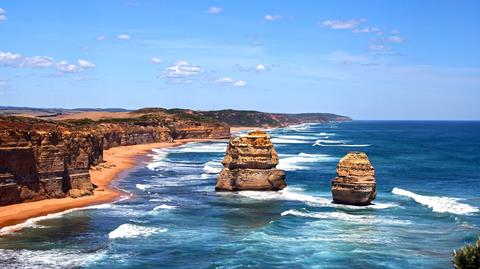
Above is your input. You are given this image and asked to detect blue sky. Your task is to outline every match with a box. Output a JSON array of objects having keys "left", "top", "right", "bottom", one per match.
[{"left": 0, "top": 0, "right": 479, "bottom": 119}]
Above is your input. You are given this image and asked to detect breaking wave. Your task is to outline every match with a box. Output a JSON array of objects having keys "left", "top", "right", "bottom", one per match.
[
  {"left": 281, "top": 209, "right": 411, "bottom": 225},
  {"left": 153, "top": 204, "right": 177, "bottom": 210},
  {"left": 0, "top": 203, "right": 113, "bottom": 236},
  {"left": 108, "top": 223, "right": 167, "bottom": 239},
  {"left": 203, "top": 161, "right": 223, "bottom": 174},
  {"left": 0, "top": 248, "right": 107, "bottom": 269},
  {"left": 238, "top": 187, "right": 396, "bottom": 210},
  {"left": 313, "top": 139, "right": 370, "bottom": 147},
  {"left": 136, "top": 183, "right": 151, "bottom": 191},
  {"left": 271, "top": 138, "right": 307, "bottom": 144},
  {"left": 277, "top": 152, "right": 337, "bottom": 171},
  {"left": 177, "top": 143, "right": 227, "bottom": 153},
  {"left": 392, "top": 187, "right": 479, "bottom": 215}
]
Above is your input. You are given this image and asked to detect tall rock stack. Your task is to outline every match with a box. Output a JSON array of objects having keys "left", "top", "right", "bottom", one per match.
[
  {"left": 331, "top": 152, "right": 376, "bottom": 206},
  {"left": 216, "top": 131, "right": 286, "bottom": 191}
]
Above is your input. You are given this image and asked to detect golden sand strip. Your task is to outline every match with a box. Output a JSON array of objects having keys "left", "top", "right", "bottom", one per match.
[{"left": 0, "top": 138, "right": 221, "bottom": 232}]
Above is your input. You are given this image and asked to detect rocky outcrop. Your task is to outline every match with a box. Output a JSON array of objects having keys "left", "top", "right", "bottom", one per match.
[
  {"left": 0, "top": 127, "right": 101, "bottom": 206},
  {"left": 169, "top": 123, "right": 230, "bottom": 140},
  {"left": 216, "top": 131, "right": 286, "bottom": 191},
  {"left": 331, "top": 152, "right": 376, "bottom": 206}
]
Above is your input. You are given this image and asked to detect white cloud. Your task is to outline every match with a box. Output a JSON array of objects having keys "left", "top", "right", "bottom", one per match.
[
  {"left": 57, "top": 61, "right": 82, "bottom": 73},
  {"left": 353, "top": 27, "right": 382, "bottom": 34},
  {"left": 216, "top": 77, "right": 234, "bottom": 83},
  {"left": 233, "top": 80, "right": 246, "bottom": 87},
  {"left": 151, "top": 57, "right": 163, "bottom": 64},
  {"left": 0, "top": 52, "right": 23, "bottom": 67},
  {"left": 215, "top": 77, "right": 246, "bottom": 87},
  {"left": 322, "top": 19, "right": 366, "bottom": 30},
  {"left": 162, "top": 61, "right": 201, "bottom": 78},
  {"left": 255, "top": 64, "right": 267, "bottom": 71},
  {"left": 264, "top": 14, "right": 282, "bottom": 21},
  {"left": 97, "top": 35, "right": 105, "bottom": 41},
  {"left": 387, "top": 35, "right": 404, "bottom": 43},
  {"left": 24, "top": 56, "right": 55, "bottom": 67},
  {"left": 117, "top": 34, "right": 131, "bottom": 40},
  {"left": 208, "top": 6, "right": 223, "bottom": 14},
  {"left": 0, "top": 8, "right": 7, "bottom": 21},
  {"left": 78, "top": 59, "right": 96, "bottom": 68},
  {"left": 1, "top": 51, "right": 95, "bottom": 73}
]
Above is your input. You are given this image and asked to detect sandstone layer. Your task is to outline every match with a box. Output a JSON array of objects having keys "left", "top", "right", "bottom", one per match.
[
  {"left": 216, "top": 131, "right": 286, "bottom": 191},
  {"left": 0, "top": 115, "right": 230, "bottom": 206},
  {"left": 331, "top": 152, "right": 376, "bottom": 206}
]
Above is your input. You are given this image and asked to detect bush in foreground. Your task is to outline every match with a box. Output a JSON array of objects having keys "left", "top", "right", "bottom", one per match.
[{"left": 453, "top": 238, "right": 480, "bottom": 269}]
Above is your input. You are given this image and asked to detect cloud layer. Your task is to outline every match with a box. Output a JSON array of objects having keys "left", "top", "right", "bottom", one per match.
[
  {"left": 163, "top": 61, "right": 201, "bottom": 78},
  {"left": 0, "top": 51, "right": 95, "bottom": 73},
  {"left": 0, "top": 8, "right": 6, "bottom": 21}
]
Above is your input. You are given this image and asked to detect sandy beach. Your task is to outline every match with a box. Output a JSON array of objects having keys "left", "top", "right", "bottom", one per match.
[{"left": 0, "top": 138, "right": 220, "bottom": 232}]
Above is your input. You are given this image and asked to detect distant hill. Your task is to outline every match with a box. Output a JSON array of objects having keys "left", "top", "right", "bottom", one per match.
[
  {"left": 0, "top": 106, "right": 351, "bottom": 127},
  {"left": 197, "top": 109, "right": 351, "bottom": 127}
]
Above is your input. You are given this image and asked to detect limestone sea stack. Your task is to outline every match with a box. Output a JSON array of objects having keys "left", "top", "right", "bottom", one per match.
[
  {"left": 331, "top": 152, "right": 376, "bottom": 206},
  {"left": 215, "top": 131, "right": 286, "bottom": 191}
]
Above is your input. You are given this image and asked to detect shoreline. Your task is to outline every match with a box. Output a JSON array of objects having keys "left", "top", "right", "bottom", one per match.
[{"left": 0, "top": 138, "right": 223, "bottom": 233}]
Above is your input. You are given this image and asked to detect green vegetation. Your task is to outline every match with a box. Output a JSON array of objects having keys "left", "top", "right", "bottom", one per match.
[
  {"left": 453, "top": 238, "right": 480, "bottom": 269},
  {"left": 62, "top": 118, "right": 95, "bottom": 126}
]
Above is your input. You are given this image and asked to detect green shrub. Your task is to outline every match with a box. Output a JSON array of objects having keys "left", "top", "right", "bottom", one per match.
[{"left": 453, "top": 238, "right": 480, "bottom": 269}]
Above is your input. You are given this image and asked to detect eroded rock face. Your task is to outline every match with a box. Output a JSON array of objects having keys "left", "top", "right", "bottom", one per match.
[
  {"left": 331, "top": 152, "right": 376, "bottom": 206},
  {"left": 216, "top": 131, "right": 286, "bottom": 191},
  {"left": 0, "top": 129, "right": 100, "bottom": 205}
]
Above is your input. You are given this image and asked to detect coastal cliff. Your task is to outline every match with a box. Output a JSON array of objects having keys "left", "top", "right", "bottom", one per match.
[
  {"left": 216, "top": 131, "right": 287, "bottom": 191},
  {"left": 331, "top": 152, "right": 376, "bottom": 206},
  {"left": 0, "top": 118, "right": 101, "bottom": 205},
  {"left": 0, "top": 114, "right": 230, "bottom": 206}
]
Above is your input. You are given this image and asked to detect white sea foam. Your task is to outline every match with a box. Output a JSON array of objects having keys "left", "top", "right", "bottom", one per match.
[
  {"left": 318, "top": 132, "right": 335, "bottom": 136},
  {"left": 203, "top": 160, "right": 223, "bottom": 174},
  {"left": 312, "top": 139, "right": 370, "bottom": 147},
  {"left": 281, "top": 209, "right": 411, "bottom": 225},
  {"left": 274, "top": 135, "right": 319, "bottom": 140},
  {"left": 277, "top": 152, "right": 337, "bottom": 171},
  {"left": 313, "top": 139, "right": 345, "bottom": 144},
  {"left": 238, "top": 187, "right": 396, "bottom": 210},
  {"left": 146, "top": 148, "right": 169, "bottom": 170},
  {"left": 0, "top": 248, "right": 107, "bottom": 268},
  {"left": 283, "top": 123, "right": 316, "bottom": 132},
  {"left": 153, "top": 204, "right": 177, "bottom": 210},
  {"left": 392, "top": 187, "right": 479, "bottom": 215},
  {"left": 271, "top": 138, "right": 307, "bottom": 144},
  {"left": 238, "top": 187, "right": 332, "bottom": 205},
  {"left": 0, "top": 203, "right": 113, "bottom": 236},
  {"left": 177, "top": 143, "right": 227, "bottom": 153},
  {"left": 108, "top": 223, "right": 167, "bottom": 239},
  {"left": 136, "top": 183, "right": 151, "bottom": 191}
]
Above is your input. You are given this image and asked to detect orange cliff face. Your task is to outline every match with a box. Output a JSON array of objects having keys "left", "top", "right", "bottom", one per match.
[
  {"left": 0, "top": 123, "right": 102, "bottom": 205},
  {"left": 0, "top": 115, "right": 231, "bottom": 206},
  {"left": 216, "top": 130, "right": 286, "bottom": 191}
]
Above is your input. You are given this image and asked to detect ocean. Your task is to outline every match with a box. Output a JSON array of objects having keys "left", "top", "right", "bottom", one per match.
[{"left": 0, "top": 121, "right": 479, "bottom": 268}]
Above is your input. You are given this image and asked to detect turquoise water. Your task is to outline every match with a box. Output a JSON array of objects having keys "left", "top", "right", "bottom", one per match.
[{"left": 1, "top": 121, "right": 479, "bottom": 268}]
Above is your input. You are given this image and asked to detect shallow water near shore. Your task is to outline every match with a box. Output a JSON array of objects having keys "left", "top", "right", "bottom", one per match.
[{"left": 1, "top": 121, "right": 479, "bottom": 268}]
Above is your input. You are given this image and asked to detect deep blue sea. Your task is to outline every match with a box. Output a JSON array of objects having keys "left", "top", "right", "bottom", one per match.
[{"left": 1, "top": 121, "right": 479, "bottom": 269}]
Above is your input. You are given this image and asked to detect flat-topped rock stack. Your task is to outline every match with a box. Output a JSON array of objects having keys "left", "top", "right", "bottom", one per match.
[
  {"left": 331, "top": 152, "right": 376, "bottom": 206},
  {"left": 215, "top": 131, "right": 286, "bottom": 191}
]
